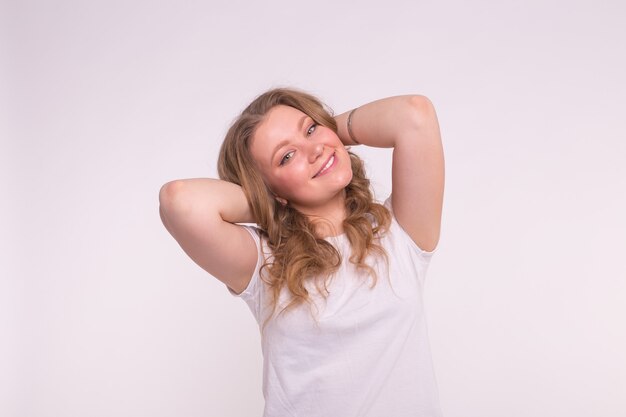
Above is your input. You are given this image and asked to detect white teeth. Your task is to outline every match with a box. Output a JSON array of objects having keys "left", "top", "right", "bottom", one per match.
[{"left": 316, "top": 155, "right": 334, "bottom": 177}]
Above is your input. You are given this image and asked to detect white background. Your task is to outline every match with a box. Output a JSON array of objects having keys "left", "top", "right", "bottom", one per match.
[{"left": 2, "top": 0, "right": 625, "bottom": 416}]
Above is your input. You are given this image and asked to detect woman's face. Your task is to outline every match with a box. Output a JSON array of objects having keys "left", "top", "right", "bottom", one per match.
[{"left": 249, "top": 105, "right": 353, "bottom": 214}]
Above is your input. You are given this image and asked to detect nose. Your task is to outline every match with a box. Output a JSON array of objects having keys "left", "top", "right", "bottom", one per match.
[{"left": 308, "top": 141, "right": 324, "bottom": 163}]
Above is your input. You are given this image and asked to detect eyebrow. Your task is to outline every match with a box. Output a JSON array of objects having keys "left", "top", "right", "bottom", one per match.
[{"left": 270, "top": 114, "right": 309, "bottom": 161}]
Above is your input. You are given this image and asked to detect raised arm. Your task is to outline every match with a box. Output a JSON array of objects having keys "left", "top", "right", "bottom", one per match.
[
  {"left": 159, "top": 178, "right": 258, "bottom": 294},
  {"left": 335, "top": 95, "right": 444, "bottom": 252}
]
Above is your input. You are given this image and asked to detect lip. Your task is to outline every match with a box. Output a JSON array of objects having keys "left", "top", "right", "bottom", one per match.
[{"left": 313, "top": 152, "right": 336, "bottom": 178}]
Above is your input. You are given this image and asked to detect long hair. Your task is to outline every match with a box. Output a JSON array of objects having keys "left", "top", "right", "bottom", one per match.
[{"left": 217, "top": 88, "right": 391, "bottom": 320}]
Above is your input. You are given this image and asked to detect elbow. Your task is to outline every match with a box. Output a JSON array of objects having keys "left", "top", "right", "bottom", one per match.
[
  {"left": 159, "top": 180, "right": 189, "bottom": 215},
  {"left": 408, "top": 94, "right": 433, "bottom": 107},
  {"left": 394, "top": 95, "right": 440, "bottom": 147},
  {"left": 406, "top": 95, "right": 436, "bottom": 129}
]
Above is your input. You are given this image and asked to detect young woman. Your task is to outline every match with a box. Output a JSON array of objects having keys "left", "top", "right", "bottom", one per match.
[{"left": 159, "top": 88, "right": 445, "bottom": 416}]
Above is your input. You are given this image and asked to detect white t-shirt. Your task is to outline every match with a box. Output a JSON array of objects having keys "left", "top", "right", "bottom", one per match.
[{"left": 229, "top": 199, "right": 443, "bottom": 417}]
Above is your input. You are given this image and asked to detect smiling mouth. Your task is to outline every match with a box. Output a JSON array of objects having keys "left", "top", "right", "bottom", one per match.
[{"left": 313, "top": 152, "right": 336, "bottom": 178}]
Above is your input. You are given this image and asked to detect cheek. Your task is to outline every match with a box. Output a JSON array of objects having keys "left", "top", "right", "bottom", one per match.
[
  {"left": 337, "top": 165, "right": 354, "bottom": 187},
  {"left": 270, "top": 163, "right": 310, "bottom": 194},
  {"left": 337, "top": 154, "right": 354, "bottom": 185},
  {"left": 321, "top": 129, "right": 341, "bottom": 144}
]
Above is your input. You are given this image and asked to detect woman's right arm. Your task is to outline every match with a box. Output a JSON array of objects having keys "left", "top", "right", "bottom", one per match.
[{"left": 158, "top": 178, "right": 258, "bottom": 294}]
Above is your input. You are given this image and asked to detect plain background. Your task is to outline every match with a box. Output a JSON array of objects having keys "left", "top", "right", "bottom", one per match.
[{"left": 2, "top": 0, "right": 625, "bottom": 416}]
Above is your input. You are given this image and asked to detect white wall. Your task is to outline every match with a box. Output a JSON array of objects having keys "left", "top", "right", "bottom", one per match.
[{"left": 3, "top": 0, "right": 625, "bottom": 416}]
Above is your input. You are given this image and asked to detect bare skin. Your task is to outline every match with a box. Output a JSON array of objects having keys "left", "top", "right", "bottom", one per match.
[{"left": 159, "top": 95, "right": 444, "bottom": 294}]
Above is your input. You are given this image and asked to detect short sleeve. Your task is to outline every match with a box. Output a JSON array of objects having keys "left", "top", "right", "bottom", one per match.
[
  {"left": 383, "top": 196, "right": 438, "bottom": 259},
  {"left": 226, "top": 225, "right": 265, "bottom": 321}
]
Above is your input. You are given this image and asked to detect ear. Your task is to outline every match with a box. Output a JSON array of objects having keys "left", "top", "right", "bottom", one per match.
[{"left": 275, "top": 197, "right": 288, "bottom": 206}]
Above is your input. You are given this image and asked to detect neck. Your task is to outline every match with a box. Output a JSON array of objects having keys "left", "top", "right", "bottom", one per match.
[
  {"left": 293, "top": 192, "right": 347, "bottom": 238},
  {"left": 311, "top": 209, "right": 346, "bottom": 238}
]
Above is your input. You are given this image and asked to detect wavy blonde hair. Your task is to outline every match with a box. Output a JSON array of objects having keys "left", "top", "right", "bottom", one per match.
[{"left": 218, "top": 88, "right": 391, "bottom": 319}]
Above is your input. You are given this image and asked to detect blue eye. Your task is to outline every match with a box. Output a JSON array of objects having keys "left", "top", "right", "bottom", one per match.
[
  {"left": 280, "top": 151, "right": 295, "bottom": 166},
  {"left": 307, "top": 123, "right": 317, "bottom": 136}
]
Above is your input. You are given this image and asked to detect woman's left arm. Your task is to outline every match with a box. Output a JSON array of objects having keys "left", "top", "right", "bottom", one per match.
[{"left": 335, "top": 95, "right": 444, "bottom": 252}]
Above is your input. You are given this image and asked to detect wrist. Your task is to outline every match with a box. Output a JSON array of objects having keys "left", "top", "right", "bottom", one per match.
[
  {"left": 346, "top": 108, "right": 360, "bottom": 145},
  {"left": 334, "top": 110, "right": 360, "bottom": 146}
]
